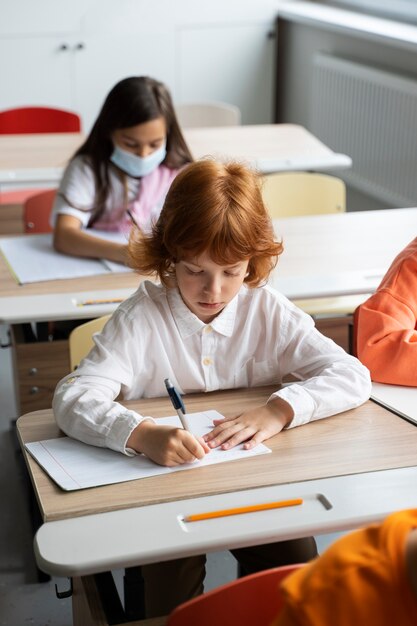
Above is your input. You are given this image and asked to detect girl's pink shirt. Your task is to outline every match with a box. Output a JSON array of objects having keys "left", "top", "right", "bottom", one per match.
[{"left": 92, "top": 164, "right": 179, "bottom": 233}]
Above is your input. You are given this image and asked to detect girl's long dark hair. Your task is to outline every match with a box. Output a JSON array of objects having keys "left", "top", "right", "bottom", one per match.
[{"left": 71, "top": 76, "right": 192, "bottom": 225}]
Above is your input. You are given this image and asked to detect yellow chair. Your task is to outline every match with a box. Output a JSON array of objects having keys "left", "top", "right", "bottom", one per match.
[
  {"left": 261, "top": 173, "right": 363, "bottom": 334},
  {"left": 261, "top": 171, "right": 346, "bottom": 218},
  {"left": 68, "top": 315, "right": 111, "bottom": 370},
  {"left": 175, "top": 101, "right": 241, "bottom": 128}
]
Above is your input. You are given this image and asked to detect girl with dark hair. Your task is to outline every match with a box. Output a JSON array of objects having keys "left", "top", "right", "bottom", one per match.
[{"left": 52, "top": 76, "right": 192, "bottom": 263}]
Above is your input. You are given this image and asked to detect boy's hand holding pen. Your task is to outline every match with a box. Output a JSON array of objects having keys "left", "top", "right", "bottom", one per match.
[
  {"left": 164, "top": 377, "right": 210, "bottom": 447},
  {"left": 127, "top": 379, "right": 209, "bottom": 467},
  {"left": 164, "top": 378, "right": 191, "bottom": 430}
]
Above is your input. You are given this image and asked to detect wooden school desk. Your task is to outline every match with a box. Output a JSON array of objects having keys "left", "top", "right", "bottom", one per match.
[
  {"left": 16, "top": 386, "right": 417, "bottom": 626},
  {"left": 0, "top": 259, "right": 142, "bottom": 414},
  {"left": 0, "top": 123, "right": 349, "bottom": 236},
  {"left": 271, "top": 205, "right": 417, "bottom": 350},
  {"left": 0, "top": 132, "right": 84, "bottom": 191},
  {"left": 1, "top": 206, "right": 417, "bottom": 415},
  {"left": 185, "top": 124, "right": 351, "bottom": 173},
  {"left": 0, "top": 124, "right": 351, "bottom": 193},
  {"left": 271, "top": 206, "right": 417, "bottom": 299}
]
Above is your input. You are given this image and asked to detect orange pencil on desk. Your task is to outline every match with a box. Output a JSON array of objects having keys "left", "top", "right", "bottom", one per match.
[
  {"left": 183, "top": 498, "right": 303, "bottom": 522},
  {"left": 78, "top": 298, "right": 125, "bottom": 306}
]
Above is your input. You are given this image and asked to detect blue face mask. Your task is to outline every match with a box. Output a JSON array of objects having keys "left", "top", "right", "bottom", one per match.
[{"left": 110, "top": 141, "right": 167, "bottom": 178}]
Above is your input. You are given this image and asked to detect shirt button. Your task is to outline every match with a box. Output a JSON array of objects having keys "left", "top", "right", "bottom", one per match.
[
  {"left": 203, "top": 357, "right": 212, "bottom": 366},
  {"left": 204, "top": 325, "right": 213, "bottom": 333}
]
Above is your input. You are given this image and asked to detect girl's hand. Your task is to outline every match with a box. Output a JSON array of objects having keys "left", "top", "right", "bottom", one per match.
[
  {"left": 128, "top": 420, "right": 210, "bottom": 467},
  {"left": 54, "top": 214, "right": 128, "bottom": 264},
  {"left": 203, "top": 397, "right": 294, "bottom": 451}
]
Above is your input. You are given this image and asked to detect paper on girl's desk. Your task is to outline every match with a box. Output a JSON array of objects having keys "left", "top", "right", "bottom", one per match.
[
  {"left": 0, "top": 232, "right": 133, "bottom": 284},
  {"left": 25, "top": 410, "right": 271, "bottom": 491}
]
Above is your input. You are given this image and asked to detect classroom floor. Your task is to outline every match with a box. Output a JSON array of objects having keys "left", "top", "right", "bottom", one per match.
[
  {"left": 0, "top": 322, "right": 343, "bottom": 625},
  {"left": 0, "top": 325, "right": 71, "bottom": 625}
]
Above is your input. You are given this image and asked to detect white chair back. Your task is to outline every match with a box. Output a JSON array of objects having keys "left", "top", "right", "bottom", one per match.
[{"left": 175, "top": 101, "right": 241, "bottom": 128}]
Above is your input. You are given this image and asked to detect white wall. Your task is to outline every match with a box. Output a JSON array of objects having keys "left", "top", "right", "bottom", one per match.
[{"left": 0, "top": 0, "right": 285, "bottom": 131}]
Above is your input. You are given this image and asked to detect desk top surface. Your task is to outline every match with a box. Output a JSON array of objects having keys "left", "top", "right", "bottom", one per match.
[
  {"left": 0, "top": 132, "right": 84, "bottom": 174},
  {"left": 271, "top": 206, "right": 416, "bottom": 298},
  {"left": 17, "top": 386, "right": 417, "bottom": 523},
  {"left": 185, "top": 123, "right": 351, "bottom": 172},
  {"left": 0, "top": 251, "right": 142, "bottom": 298},
  {"left": 0, "top": 124, "right": 350, "bottom": 185},
  {"left": 1, "top": 207, "right": 416, "bottom": 323}
]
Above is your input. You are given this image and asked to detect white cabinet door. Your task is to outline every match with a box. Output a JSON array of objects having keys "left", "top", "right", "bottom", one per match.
[
  {"left": 0, "top": 37, "right": 74, "bottom": 110},
  {"left": 0, "top": 2, "right": 277, "bottom": 128},
  {"left": 176, "top": 23, "right": 275, "bottom": 124},
  {"left": 0, "top": 0, "right": 91, "bottom": 36},
  {"left": 73, "top": 31, "right": 176, "bottom": 132}
]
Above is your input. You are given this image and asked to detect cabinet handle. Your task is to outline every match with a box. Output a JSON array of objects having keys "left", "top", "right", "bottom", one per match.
[
  {"left": 59, "top": 43, "right": 69, "bottom": 51},
  {"left": 74, "top": 42, "right": 85, "bottom": 50},
  {"left": 29, "top": 367, "right": 38, "bottom": 376},
  {"left": 30, "top": 386, "right": 40, "bottom": 395}
]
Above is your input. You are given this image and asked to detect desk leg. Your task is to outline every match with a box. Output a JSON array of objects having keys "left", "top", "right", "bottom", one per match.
[
  {"left": 72, "top": 575, "right": 167, "bottom": 626},
  {"left": 72, "top": 576, "right": 108, "bottom": 626},
  {"left": 124, "top": 566, "right": 145, "bottom": 620}
]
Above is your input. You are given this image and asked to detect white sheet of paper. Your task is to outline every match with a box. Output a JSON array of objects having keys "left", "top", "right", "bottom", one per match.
[
  {"left": 0, "top": 234, "right": 108, "bottom": 283},
  {"left": 0, "top": 231, "right": 133, "bottom": 284},
  {"left": 102, "top": 259, "right": 134, "bottom": 273},
  {"left": 371, "top": 382, "right": 417, "bottom": 426},
  {"left": 25, "top": 410, "right": 271, "bottom": 491},
  {"left": 94, "top": 231, "right": 134, "bottom": 273}
]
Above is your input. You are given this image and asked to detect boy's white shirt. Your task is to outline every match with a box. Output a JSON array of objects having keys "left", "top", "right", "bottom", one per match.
[{"left": 53, "top": 281, "right": 371, "bottom": 455}]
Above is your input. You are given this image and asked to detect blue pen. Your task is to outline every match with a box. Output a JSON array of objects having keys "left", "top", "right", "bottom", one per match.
[{"left": 164, "top": 378, "right": 191, "bottom": 431}]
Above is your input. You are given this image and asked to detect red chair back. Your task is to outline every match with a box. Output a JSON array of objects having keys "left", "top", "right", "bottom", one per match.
[
  {"left": 24, "top": 189, "right": 56, "bottom": 233},
  {"left": 166, "top": 563, "right": 305, "bottom": 626},
  {"left": 0, "top": 107, "right": 81, "bottom": 134}
]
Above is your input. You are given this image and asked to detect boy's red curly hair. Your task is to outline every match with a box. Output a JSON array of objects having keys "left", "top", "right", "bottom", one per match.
[{"left": 128, "top": 159, "right": 283, "bottom": 287}]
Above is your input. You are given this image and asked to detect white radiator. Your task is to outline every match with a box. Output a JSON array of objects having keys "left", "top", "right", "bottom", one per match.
[{"left": 309, "top": 52, "right": 417, "bottom": 207}]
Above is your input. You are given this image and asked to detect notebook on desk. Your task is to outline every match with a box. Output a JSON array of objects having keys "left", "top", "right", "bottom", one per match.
[
  {"left": 371, "top": 382, "right": 417, "bottom": 425},
  {"left": 25, "top": 410, "right": 271, "bottom": 491},
  {"left": 0, "top": 232, "right": 133, "bottom": 284}
]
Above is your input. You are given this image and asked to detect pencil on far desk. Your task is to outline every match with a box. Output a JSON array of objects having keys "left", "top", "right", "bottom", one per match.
[
  {"left": 183, "top": 498, "right": 304, "bottom": 523},
  {"left": 78, "top": 298, "right": 125, "bottom": 306}
]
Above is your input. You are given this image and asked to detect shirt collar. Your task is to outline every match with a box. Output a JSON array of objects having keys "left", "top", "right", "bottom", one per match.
[{"left": 166, "top": 287, "right": 239, "bottom": 339}]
